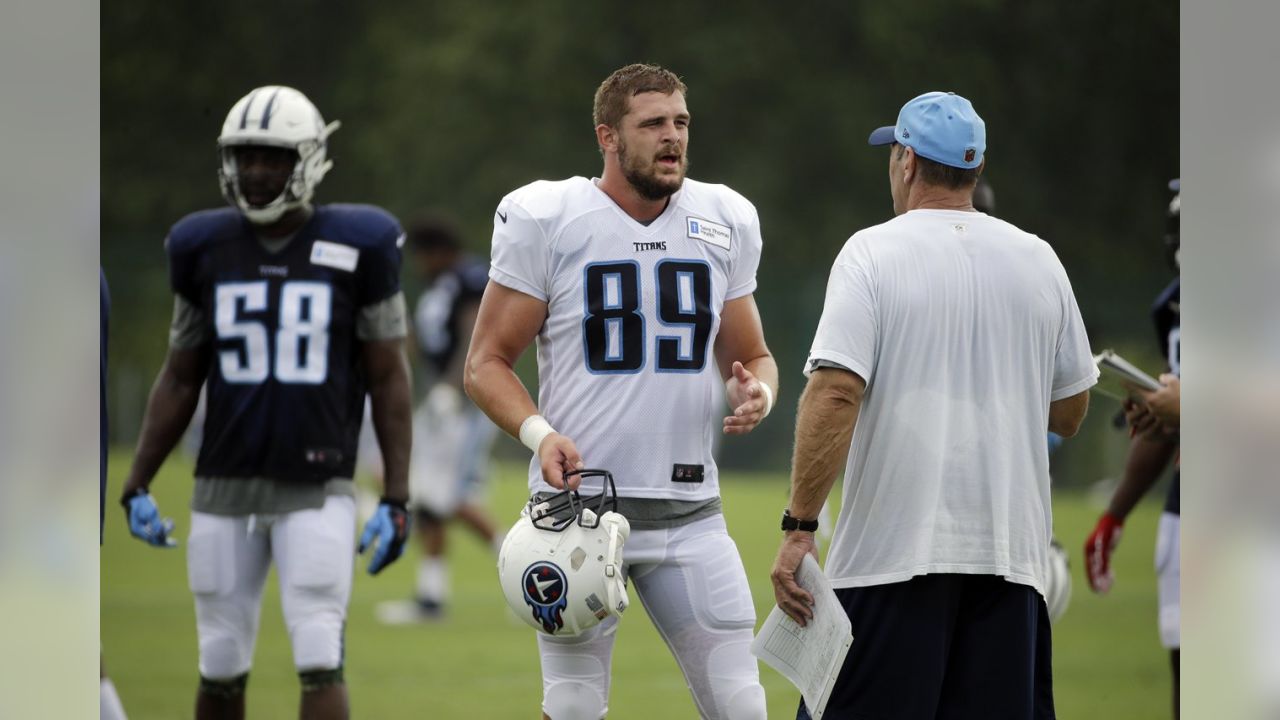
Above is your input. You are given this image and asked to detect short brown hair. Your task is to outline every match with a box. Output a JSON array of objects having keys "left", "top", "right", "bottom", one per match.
[
  {"left": 407, "top": 212, "right": 462, "bottom": 253},
  {"left": 593, "top": 63, "right": 688, "bottom": 128},
  {"left": 895, "top": 143, "right": 982, "bottom": 190}
]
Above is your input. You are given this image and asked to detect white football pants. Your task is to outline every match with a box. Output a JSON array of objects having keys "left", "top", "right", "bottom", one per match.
[
  {"left": 537, "top": 513, "right": 766, "bottom": 719},
  {"left": 1156, "top": 511, "right": 1181, "bottom": 649},
  {"left": 186, "top": 495, "right": 355, "bottom": 679}
]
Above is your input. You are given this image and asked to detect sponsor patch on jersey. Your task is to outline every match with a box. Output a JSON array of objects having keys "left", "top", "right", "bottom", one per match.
[
  {"left": 310, "top": 240, "right": 360, "bottom": 272},
  {"left": 686, "top": 217, "right": 731, "bottom": 251}
]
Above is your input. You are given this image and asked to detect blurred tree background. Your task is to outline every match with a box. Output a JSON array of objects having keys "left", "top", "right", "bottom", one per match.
[{"left": 102, "top": 0, "right": 1177, "bottom": 488}]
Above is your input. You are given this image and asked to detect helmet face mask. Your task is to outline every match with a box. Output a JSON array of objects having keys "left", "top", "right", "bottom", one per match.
[
  {"left": 527, "top": 470, "right": 620, "bottom": 533},
  {"left": 220, "top": 145, "right": 298, "bottom": 215},
  {"left": 498, "top": 470, "right": 631, "bottom": 636},
  {"left": 216, "top": 86, "right": 341, "bottom": 225}
]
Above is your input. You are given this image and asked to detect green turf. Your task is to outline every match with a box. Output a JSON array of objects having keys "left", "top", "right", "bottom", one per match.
[{"left": 103, "top": 451, "right": 1170, "bottom": 718}]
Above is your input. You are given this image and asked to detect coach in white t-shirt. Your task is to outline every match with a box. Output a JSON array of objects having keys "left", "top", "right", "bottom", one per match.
[{"left": 770, "top": 91, "right": 1097, "bottom": 720}]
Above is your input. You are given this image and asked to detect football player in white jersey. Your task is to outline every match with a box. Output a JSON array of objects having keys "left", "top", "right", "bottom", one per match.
[{"left": 465, "top": 63, "right": 777, "bottom": 720}]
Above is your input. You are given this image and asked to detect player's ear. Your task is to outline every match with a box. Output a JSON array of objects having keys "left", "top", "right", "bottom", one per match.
[
  {"left": 595, "top": 124, "right": 618, "bottom": 155},
  {"left": 902, "top": 145, "right": 915, "bottom": 185}
]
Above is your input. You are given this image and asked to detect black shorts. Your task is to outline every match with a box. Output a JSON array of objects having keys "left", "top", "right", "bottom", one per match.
[{"left": 798, "top": 574, "right": 1054, "bottom": 720}]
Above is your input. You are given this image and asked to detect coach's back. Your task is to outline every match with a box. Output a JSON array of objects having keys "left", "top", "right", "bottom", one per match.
[{"left": 806, "top": 207, "right": 1096, "bottom": 597}]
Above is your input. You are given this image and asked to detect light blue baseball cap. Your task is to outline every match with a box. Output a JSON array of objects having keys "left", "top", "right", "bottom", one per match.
[{"left": 867, "top": 91, "right": 986, "bottom": 169}]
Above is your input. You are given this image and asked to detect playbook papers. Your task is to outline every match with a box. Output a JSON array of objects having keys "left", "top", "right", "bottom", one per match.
[{"left": 751, "top": 554, "right": 854, "bottom": 719}]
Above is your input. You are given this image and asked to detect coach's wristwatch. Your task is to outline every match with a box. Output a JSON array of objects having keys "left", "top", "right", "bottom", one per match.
[{"left": 780, "top": 509, "right": 819, "bottom": 532}]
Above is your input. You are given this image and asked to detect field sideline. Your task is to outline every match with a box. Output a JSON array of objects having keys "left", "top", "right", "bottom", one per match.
[{"left": 103, "top": 451, "right": 1169, "bottom": 719}]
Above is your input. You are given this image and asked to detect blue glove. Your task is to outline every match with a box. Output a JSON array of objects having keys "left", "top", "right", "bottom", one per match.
[
  {"left": 358, "top": 499, "right": 409, "bottom": 575},
  {"left": 121, "top": 489, "right": 177, "bottom": 548}
]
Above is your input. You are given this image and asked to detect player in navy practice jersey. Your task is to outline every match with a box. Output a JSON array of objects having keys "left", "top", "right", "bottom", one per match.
[
  {"left": 118, "top": 86, "right": 413, "bottom": 720},
  {"left": 1084, "top": 178, "right": 1181, "bottom": 719},
  {"left": 375, "top": 214, "right": 503, "bottom": 624}
]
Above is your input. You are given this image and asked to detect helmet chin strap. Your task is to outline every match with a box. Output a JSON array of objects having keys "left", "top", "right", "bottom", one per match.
[
  {"left": 220, "top": 141, "right": 321, "bottom": 226},
  {"left": 602, "top": 513, "right": 629, "bottom": 614},
  {"left": 241, "top": 200, "right": 290, "bottom": 225},
  {"left": 240, "top": 196, "right": 310, "bottom": 226}
]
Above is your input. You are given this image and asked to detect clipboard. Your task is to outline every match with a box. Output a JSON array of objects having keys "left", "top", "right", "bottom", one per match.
[
  {"left": 1092, "top": 349, "right": 1161, "bottom": 400},
  {"left": 751, "top": 555, "right": 854, "bottom": 718}
]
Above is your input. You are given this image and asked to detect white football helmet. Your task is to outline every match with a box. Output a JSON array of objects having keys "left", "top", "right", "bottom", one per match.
[
  {"left": 498, "top": 470, "right": 630, "bottom": 636},
  {"left": 217, "top": 85, "right": 341, "bottom": 224},
  {"left": 1045, "top": 537, "right": 1073, "bottom": 624}
]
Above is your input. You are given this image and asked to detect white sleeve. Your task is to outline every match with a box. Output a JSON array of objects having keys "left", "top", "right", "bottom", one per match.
[
  {"left": 488, "top": 197, "right": 549, "bottom": 301},
  {"left": 1050, "top": 262, "right": 1099, "bottom": 400},
  {"left": 804, "top": 244, "right": 877, "bottom": 383},
  {"left": 726, "top": 207, "right": 762, "bottom": 300},
  {"left": 412, "top": 291, "right": 434, "bottom": 354}
]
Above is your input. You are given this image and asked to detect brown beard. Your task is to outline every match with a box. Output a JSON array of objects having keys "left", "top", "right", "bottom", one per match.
[{"left": 618, "top": 138, "right": 688, "bottom": 201}]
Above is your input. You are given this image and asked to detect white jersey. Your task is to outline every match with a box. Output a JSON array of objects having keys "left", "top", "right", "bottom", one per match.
[
  {"left": 806, "top": 209, "right": 1097, "bottom": 596},
  {"left": 490, "top": 177, "right": 763, "bottom": 500}
]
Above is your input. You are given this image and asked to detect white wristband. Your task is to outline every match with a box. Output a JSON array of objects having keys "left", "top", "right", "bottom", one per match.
[
  {"left": 759, "top": 381, "right": 775, "bottom": 418},
  {"left": 519, "top": 414, "right": 557, "bottom": 454}
]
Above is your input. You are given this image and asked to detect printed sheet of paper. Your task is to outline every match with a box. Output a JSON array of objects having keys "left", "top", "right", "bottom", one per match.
[{"left": 751, "top": 554, "right": 853, "bottom": 718}]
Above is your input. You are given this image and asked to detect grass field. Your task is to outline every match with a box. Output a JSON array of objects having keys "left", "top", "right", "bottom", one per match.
[{"left": 103, "top": 451, "right": 1170, "bottom": 719}]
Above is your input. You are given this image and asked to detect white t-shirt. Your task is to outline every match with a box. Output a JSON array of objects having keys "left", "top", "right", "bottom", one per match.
[
  {"left": 805, "top": 209, "right": 1097, "bottom": 596},
  {"left": 490, "top": 176, "right": 763, "bottom": 500}
]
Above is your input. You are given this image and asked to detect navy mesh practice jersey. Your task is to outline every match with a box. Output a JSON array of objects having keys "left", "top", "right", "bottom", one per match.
[
  {"left": 414, "top": 255, "right": 488, "bottom": 373},
  {"left": 1153, "top": 277, "right": 1180, "bottom": 515},
  {"left": 166, "top": 204, "right": 404, "bottom": 484}
]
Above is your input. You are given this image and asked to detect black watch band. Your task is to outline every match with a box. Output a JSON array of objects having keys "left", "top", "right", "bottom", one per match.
[{"left": 780, "top": 509, "right": 819, "bottom": 532}]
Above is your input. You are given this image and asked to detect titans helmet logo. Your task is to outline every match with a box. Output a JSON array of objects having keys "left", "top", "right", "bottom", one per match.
[{"left": 521, "top": 561, "right": 569, "bottom": 634}]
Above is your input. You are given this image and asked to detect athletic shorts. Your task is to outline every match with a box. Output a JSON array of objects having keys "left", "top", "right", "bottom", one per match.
[{"left": 799, "top": 574, "right": 1054, "bottom": 720}]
